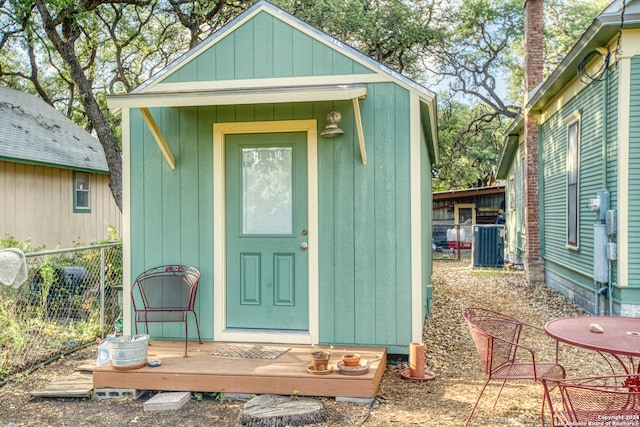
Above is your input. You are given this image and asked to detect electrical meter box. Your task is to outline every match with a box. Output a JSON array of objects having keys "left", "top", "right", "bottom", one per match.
[
  {"left": 606, "top": 210, "right": 617, "bottom": 236},
  {"left": 472, "top": 225, "right": 505, "bottom": 268}
]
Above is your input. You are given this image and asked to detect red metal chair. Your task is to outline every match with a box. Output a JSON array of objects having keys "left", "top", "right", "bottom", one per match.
[
  {"left": 131, "top": 264, "right": 202, "bottom": 357},
  {"left": 462, "top": 307, "right": 566, "bottom": 426},
  {"left": 543, "top": 375, "right": 640, "bottom": 424}
]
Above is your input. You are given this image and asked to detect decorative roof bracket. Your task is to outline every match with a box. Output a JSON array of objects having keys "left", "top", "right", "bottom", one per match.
[
  {"left": 352, "top": 97, "right": 367, "bottom": 166},
  {"left": 139, "top": 107, "right": 176, "bottom": 169}
]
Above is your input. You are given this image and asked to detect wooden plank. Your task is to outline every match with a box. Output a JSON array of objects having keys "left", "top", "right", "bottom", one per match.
[
  {"left": 373, "top": 83, "right": 399, "bottom": 346},
  {"left": 214, "top": 32, "right": 235, "bottom": 80},
  {"left": 253, "top": 13, "right": 274, "bottom": 79},
  {"left": 234, "top": 19, "right": 254, "bottom": 80},
  {"left": 316, "top": 102, "right": 337, "bottom": 344},
  {"left": 354, "top": 85, "right": 377, "bottom": 345},
  {"left": 76, "top": 360, "right": 97, "bottom": 373},
  {"left": 93, "top": 341, "right": 386, "bottom": 399},
  {"left": 139, "top": 107, "right": 176, "bottom": 170},
  {"left": 273, "top": 19, "right": 294, "bottom": 77},
  {"left": 31, "top": 374, "right": 93, "bottom": 398},
  {"left": 332, "top": 99, "right": 356, "bottom": 345},
  {"left": 352, "top": 97, "right": 367, "bottom": 165}
]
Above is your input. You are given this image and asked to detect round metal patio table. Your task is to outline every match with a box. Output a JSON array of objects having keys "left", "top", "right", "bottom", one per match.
[{"left": 545, "top": 316, "right": 640, "bottom": 375}]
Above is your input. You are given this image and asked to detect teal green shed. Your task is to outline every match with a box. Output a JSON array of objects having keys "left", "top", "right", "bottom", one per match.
[
  {"left": 498, "top": 0, "right": 640, "bottom": 316},
  {"left": 109, "top": 1, "right": 438, "bottom": 354}
]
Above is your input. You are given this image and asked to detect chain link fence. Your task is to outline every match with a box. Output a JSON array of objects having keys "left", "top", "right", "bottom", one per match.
[
  {"left": 0, "top": 243, "right": 122, "bottom": 382},
  {"left": 433, "top": 224, "right": 472, "bottom": 261}
]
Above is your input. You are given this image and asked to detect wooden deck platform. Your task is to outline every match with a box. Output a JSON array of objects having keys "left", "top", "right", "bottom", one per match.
[{"left": 93, "top": 341, "right": 387, "bottom": 399}]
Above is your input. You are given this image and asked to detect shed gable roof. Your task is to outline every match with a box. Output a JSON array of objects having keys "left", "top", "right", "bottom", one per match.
[
  {"left": 161, "top": 10, "right": 374, "bottom": 85},
  {"left": 129, "top": 0, "right": 435, "bottom": 103},
  {"left": 109, "top": 0, "right": 438, "bottom": 164},
  {"left": 0, "top": 86, "right": 108, "bottom": 173}
]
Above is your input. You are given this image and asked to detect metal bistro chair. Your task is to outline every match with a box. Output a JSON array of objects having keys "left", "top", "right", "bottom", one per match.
[
  {"left": 131, "top": 264, "right": 202, "bottom": 357},
  {"left": 543, "top": 375, "right": 640, "bottom": 424},
  {"left": 462, "top": 307, "right": 566, "bottom": 426}
]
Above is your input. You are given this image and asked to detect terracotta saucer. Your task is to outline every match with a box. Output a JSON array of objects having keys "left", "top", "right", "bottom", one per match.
[
  {"left": 400, "top": 368, "right": 436, "bottom": 381},
  {"left": 307, "top": 365, "right": 333, "bottom": 375},
  {"left": 337, "top": 360, "right": 370, "bottom": 375}
]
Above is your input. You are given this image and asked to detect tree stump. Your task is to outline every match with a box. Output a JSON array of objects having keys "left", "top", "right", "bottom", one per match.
[{"left": 241, "top": 394, "right": 325, "bottom": 426}]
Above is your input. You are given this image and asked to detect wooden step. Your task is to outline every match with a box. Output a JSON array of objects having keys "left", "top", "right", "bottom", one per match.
[{"left": 30, "top": 373, "right": 93, "bottom": 398}]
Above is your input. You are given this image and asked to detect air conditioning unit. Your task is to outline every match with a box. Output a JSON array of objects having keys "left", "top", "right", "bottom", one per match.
[{"left": 472, "top": 225, "right": 505, "bottom": 268}]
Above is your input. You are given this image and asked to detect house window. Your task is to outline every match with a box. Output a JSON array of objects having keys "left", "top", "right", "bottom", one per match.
[
  {"left": 567, "top": 119, "right": 579, "bottom": 247},
  {"left": 509, "top": 177, "right": 515, "bottom": 210},
  {"left": 74, "top": 172, "right": 91, "bottom": 213}
]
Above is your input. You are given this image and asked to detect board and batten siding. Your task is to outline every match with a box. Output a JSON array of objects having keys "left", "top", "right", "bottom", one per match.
[
  {"left": 317, "top": 83, "right": 413, "bottom": 349},
  {"left": 421, "top": 114, "right": 433, "bottom": 320},
  {"left": 128, "top": 85, "right": 425, "bottom": 350},
  {"left": 124, "top": 5, "right": 434, "bottom": 351},
  {"left": 541, "top": 63, "right": 618, "bottom": 289},
  {"left": 0, "top": 160, "right": 121, "bottom": 249},
  {"left": 161, "top": 11, "right": 374, "bottom": 83},
  {"left": 129, "top": 105, "right": 214, "bottom": 341}
]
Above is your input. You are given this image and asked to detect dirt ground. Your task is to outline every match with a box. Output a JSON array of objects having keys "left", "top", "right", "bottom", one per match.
[{"left": 0, "top": 261, "right": 605, "bottom": 426}]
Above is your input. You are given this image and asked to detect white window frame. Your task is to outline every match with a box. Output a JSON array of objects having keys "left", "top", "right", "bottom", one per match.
[
  {"left": 566, "top": 112, "right": 580, "bottom": 248},
  {"left": 74, "top": 171, "right": 91, "bottom": 213}
]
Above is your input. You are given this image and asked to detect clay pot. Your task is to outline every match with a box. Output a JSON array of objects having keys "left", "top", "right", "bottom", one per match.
[
  {"left": 310, "top": 352, "right": 331, "bottom": 371},
  {"left": 341, "top": 353, "right": 361, "bottom": 367}
]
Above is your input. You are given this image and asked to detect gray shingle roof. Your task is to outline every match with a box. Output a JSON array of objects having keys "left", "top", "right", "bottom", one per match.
[{"left": 0, "top": 86, "right": 109, "bottom": 173}]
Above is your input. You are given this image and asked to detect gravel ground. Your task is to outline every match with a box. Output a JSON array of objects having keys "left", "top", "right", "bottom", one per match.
[{"left": 0, "top": 261, "right": 604, "bottom": 426}]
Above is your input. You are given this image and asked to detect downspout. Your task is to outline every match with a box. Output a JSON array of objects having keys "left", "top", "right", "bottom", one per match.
[
  {"left": 602, "top": 61, "right": 612, "bottom": 315},
  {"left": 594, "top": 56, "right": 613, "bottom": 315},
  {"left": 602, "top": 57, "right": 609, "bottom": 190},
  {"left": 593, "top": 61, "right": 609, "bottom": 316}
]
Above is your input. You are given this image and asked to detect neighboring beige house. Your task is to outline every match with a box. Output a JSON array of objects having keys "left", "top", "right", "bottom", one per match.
[{"left": 0, "top": 86, "right": 121, "bottom": 249}]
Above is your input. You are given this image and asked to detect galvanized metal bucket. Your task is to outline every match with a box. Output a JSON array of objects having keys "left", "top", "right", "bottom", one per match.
[{"left": 108, "top": 334, "right": 149, "bottom": 370}]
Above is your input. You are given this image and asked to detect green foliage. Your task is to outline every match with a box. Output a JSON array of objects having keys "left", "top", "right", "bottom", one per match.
[
  {"left": 433, "top": 96, "right": 505, "bottom": 191},
  {"left": 543, "top": 0, "right": 610, "bottom": 71},
  {"left": 274, "top": 0, "right": 440, "bottom": 78},
  {"left": 0, "top": 241, "right": 122, "bottom": 380},
  {"left": 431, "top": 0, "right": 523, "bottom": 118},
  {"left": 0, "top": 0, "right": 616, "bottom": 199},
  {"left": 0, "top": 235, "right": 43, "bottom": 253},
  {"left": 504, "top": 0, "right": 610, "bottom": 105},
  {"left": 0, "top": 291, "right": 100, "bottom": 378}
]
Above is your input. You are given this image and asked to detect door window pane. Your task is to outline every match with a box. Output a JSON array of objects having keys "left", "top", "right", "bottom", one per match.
[{"left": 242, "top": 147, "right": 292, "bottom": 234}]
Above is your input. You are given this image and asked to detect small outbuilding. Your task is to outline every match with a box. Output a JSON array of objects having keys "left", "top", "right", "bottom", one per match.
[
  {"left": 109, "top": 1, "right": 438, "bottom": 354},
  {"left": 0, "top": 86, "right": 121, "bottom": 249}
]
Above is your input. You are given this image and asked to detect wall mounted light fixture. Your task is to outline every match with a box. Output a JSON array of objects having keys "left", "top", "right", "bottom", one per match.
[{"left": 320, "top": 109, "right": 344, "bottom": 138}]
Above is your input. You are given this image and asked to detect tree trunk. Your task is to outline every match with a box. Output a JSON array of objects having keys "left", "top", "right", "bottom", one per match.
[{"left": 33, "top": 0, "right": 122, "bottom": 212}]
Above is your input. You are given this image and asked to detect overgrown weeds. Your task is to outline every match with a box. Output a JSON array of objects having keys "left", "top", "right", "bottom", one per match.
[{"left": 0, "top": 233, "right": 122, "bottom": 382}]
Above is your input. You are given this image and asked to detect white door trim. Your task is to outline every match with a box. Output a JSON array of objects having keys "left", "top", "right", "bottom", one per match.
[{"left": 213, "top": 120, "right": 319, "bottom": 344}]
